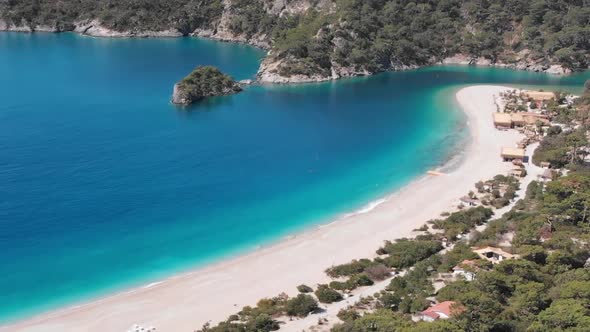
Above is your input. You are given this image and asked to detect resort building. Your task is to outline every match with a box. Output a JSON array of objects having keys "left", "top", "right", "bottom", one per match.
[
  {"left": 524, "top": 91, "right": 555, "bottom": 102},
  {"left": 460, "top": 196, "right": 478, "bottom": 206},
  {"left": 493, "top": 112, "right": 513, "bottom": 129},
  {"left": 472, "top": 246, "right": 517, "bottom": 264},
  {"left": 501, "top": 147, "right": 525, "bottom": 162},
  {"left": 452, "top": 260, "right": 479, "bottom": 281},
  {"left": 493, "top": 112, "right": 550, "bottom": 129},
  {"left": 520, "top": 113, "right": 551, "bottom": 126},
  {"left": 509, "top": 168, "right": 526, "bottom": 178},
  {"left": 417, "top": 301, "right": 463, "bottom": 322},
  {"left": 538, "top": 169, "right": 553, "bottom": 182},
  {"left": 510, "top": 113, "right": 525, "bottom": 126},
  {"left": 493, "top": 112, "right": 551, "bottom": 129}
]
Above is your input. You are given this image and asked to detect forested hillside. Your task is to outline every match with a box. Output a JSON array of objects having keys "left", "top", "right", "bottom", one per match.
[{"left": 1, "top": 0, "right": 588, "bottom": 81}]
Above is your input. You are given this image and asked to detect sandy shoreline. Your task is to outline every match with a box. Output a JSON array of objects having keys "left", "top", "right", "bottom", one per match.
[{"left": 1, "top": 85, "right": 522, "bottom": 332}]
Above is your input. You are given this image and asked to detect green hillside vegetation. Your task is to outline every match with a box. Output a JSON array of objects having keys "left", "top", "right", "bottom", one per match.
[
  {"left": 2, "top": 0, "right": 589, "bottom": 79},
  {"left": 196, "top": 176, "right": 590, "bottom": 331},
  {"left": 273, "top": 0, "right": 589, "bottom": 77},
  {"left": 200, "top": 293, "right": 319, "bottom": 332},
  {"left": 0, "top": 0, "right": 227, "bottom": 34},
  {"left": 330, "top": 170, "right": 590, "bottom": 331},
  {"left": 533, "top": 81, "right": 590, "bottom": 167}
]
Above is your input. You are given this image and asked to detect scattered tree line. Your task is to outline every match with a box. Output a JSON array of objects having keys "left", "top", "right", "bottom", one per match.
[{"left": 534, "top": 80, "right": 590, "bottom": 168}]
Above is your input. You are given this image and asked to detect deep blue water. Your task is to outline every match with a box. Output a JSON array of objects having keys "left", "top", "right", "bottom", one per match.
[{"left": 0, "top": 32, "right": 588, "bottom": 322}]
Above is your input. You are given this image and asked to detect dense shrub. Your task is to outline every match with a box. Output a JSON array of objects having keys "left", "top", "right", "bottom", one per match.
[
  {"left": 364, "top": 264, "right": 391, "bottom": 281},
  {"left": 378, "top": 239, "right": 442, "bottom": 269},
  {"left": 296, "top": 284, "right": 313, "bottom": 293},
  {"left": 285, "top": 294, "right": 318, "bottom": 317},
  {"left": 533, "top": 128, "right": 588, "bottom": 168},
  {"left": 432, "top": 207, "right": 494, "bottom": 240},
  {"left": 337, "top": 307, "right": 361, "bottom": 322},
  {"left": 315, "top": 284, "right": 343, "bottom": 304},
  {"left": 326, "top": 259, "right": 374, "bottom": 278}
]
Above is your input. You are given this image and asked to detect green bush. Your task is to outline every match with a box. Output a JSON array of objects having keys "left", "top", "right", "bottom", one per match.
[
  {"left": 337, "top": 307, "right": 361, "bottom": 322},
  {"left": 364, "top": 264, "right": 391, "bottom": 281},
  {"left": 315, "top": 284, "right": 343, "bottom": 303},
  {"left": 533, "top": 128, "right": 588, "bottom": 168},
  {"left": 326, "top": 258, "right": 374, "bottom": 278},
  {"left": 285, "top": 294, "right": 318, "bottom": 317},
  {"left": 350, "top": 274, "right": 374, "bottom": 287},
  {"left": 378, "top": 238, "right": 442, "bottom": 269},
  {"left": 296, "top": 284, "right": 313, "bottom": 293},
  {"left": 432, "top": 207, "right": 494, "bottom": 240}
]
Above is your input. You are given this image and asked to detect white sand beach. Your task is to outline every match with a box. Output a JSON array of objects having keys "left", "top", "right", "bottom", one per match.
[{"left": 1, "top": 85, "right": 523, "bottom": 332}]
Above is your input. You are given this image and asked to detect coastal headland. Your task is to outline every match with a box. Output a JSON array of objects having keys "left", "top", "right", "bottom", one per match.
[{"left": 0, "top": 85, "right": 525, "bottom": 332}]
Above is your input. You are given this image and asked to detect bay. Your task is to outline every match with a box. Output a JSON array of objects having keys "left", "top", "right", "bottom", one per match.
[{"left": 0, "top": 32, "right": 588, "bottom": 322}]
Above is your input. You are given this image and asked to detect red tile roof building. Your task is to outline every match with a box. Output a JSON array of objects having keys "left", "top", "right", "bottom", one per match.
[{"left": 418, "top": 301, "right": 464, "bottom": 322}]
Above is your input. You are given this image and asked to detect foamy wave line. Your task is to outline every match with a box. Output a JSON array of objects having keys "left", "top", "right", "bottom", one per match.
[
  {"left": 343, "top": 198, "right": 388, "bottom": 218},
  {"left": 143, "top": 282, "right": 163, "bottom": 289}
]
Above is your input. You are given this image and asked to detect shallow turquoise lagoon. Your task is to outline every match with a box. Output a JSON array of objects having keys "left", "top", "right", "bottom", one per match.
[{"left": 0, "top": 32, "right": 588, "bottom": 322}]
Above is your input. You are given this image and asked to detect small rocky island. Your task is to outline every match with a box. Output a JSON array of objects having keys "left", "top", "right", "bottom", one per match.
[{"left": 171, "top": 66, "right": 241, "bottom": 105}]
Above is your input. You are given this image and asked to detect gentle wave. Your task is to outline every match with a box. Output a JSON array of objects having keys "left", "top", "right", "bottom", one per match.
[
  {"left": 143, "top": 282, "right": 164, "bottom": 289},
  {"left": 344, "top": 198, "right": 388, "bottom": 218}
]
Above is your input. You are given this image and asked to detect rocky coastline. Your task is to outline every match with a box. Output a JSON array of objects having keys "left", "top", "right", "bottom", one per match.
[
  {"left": 440, "top": 54, "right": 571, "bottom": 75},
  {"left": 255, "top": 53, "right": 572, "bottom": 84},
  {"left": 0, "top": 18, "right": 575, "bottom": 85},
  {"left": 0, "top": 18, "right": 182, "bottom": 37}
]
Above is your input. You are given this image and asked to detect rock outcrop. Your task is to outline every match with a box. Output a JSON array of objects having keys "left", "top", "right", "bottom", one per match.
[
  {"left": 171, "top": 66, "right": 242, "bottom": 105},
  {"left": 0, "top": 18, "right": 183, "bottom": 38},
  {"left": 74, "top": 20, "right": 183, "bottom": 38}
]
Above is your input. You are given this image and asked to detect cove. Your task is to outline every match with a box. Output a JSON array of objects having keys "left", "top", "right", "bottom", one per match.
[{"left": 0, "top": 32, "right": 589, "bottom": 323}]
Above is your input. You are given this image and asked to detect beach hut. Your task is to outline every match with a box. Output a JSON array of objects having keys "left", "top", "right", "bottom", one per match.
[
  {"left": 460, "top": 196, "right": 478, "bottom": 206},
  {"left": 509, "top": 168, "right": 525, "bottom": 178},
  {"left": 452, "top": 260, "right": 479, "bottom": 281},
  {"left": 512, "top": 159, "right": 524, "bottom": 166},
  {"left": 539, "top": 169, "right": 553, "bottom": 182},
  {"left": 511, "top": 113, "right": 525, "bottom": 127},
  {"left": 417, "top": 301, "right": 464, "bottom": 322},
  {"left": 521, "top": 113, "right": 551, "bottom": 126},
  {"left": 493, "top": 112, "right": 512, "bottom": 129},
  {"left": 524, "top": 91, "right": 555, "bottom": 102},
  {"left": 472, "top": 246, "right": 517, "bottom": 264},
  {"left": 501, "top": 147, "right": 525, "bottom": 162}
]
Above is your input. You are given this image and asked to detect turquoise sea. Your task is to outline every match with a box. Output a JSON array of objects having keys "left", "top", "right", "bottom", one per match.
[{"left": 0, "top": 32, "right": 588, "bottom": 323}]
